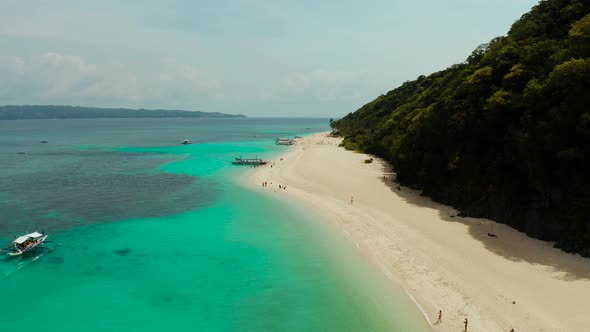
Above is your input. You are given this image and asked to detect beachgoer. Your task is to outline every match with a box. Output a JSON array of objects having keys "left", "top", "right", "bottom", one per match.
[
  {"left": 464, "top": 318, "right": 468, "bottom": 332},
  {"left": 436, "top": 310, "right": 442, "bottom": 324},
  {"left": 350, "top": 196, "right": 353, "bottom": 204},
  {"left": 279, "top": 185, "right": 282, "bottom": 189}
]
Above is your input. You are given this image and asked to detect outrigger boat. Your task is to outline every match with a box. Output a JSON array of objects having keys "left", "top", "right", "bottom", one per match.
[
  {"left": 232, "top": 157, "right": 268, "bottom": 166},
  {"left": 2, "top": 231, "right": 51, "bottom": 257},
  {"left": 275, "top": 138, "right": 294, "bottom": 145}
]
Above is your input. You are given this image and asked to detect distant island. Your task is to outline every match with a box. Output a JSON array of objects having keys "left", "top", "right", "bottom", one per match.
[{"left": 0, "top": 105, "right": 245, "bottom": 120}]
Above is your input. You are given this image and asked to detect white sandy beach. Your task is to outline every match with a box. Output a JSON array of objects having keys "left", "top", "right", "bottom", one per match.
[{"left": 247, "top": 133, "right": 590, "bottom": 332}]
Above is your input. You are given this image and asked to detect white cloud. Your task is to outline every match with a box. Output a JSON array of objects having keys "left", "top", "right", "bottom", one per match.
[
  {"left": 181, "top": 64, "right": 221, "bottom": 90},
  {"left": 0, "top": 53, "right": 222, "bottom": 109},
  {"left": 279, "top": 69, "right": 368, "bottom": 102}
]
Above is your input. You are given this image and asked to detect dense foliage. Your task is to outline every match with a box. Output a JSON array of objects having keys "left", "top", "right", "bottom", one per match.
[
  {"left": 0, "top": 105, "right": 244, "bottom": 120},
  {"left": 333, "top": 0, "right": 590, "bottom": 256}
]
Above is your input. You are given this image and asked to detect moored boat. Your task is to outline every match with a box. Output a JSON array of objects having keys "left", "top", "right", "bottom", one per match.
[
  {"left": 232, "top": 157, "right": 268, "bottom": 165},
  {"left": 275, "top": 138, "right": 294, "bottom": 145}
]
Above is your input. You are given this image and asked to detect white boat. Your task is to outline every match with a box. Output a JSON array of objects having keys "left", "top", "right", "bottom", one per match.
[
  {"left": 275, "top": 138, "right": 294, "bottom": 145},
  {"left": 232, "top": 157, "right": 268, "bottom": 165},
  {"left": 181, "top": 139, "right": 191, "bottom": 145},
  {"left": 5, "top": 232, "right": 48, "bottom": 256}
]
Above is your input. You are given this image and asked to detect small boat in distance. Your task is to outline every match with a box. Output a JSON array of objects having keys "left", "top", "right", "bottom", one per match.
[
  {"left": 181, "top": 139, "right": 191, "bottom": 145},
  {"left": 275, "top": 138, "right": 294, "bottom": 145},
  {"left": 3, "top": 231, "right": 48, "bottom": 257},
  {"left": 232, "top": 157, "right": 268, "bottom": 166}
]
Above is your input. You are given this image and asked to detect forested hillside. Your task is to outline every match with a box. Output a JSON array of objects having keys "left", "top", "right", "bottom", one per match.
[{"left": 332, "top": 0, "right": 590, "bottom": 256}]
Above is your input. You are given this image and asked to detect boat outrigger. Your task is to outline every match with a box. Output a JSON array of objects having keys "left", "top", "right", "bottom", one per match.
[
  {"left": 232, "top": 157, "right": 268, "bottom": 166},
  {"left": 1, "top": 231, "right": 57, "bottom": 257}
]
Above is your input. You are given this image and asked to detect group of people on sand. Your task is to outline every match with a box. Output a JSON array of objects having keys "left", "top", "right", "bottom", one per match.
[
  {"left": 261, "top": 181, "right": 286, "bottom": 191},
  {"left": 435, "top": 310, "right": 515, "bottom": 332}
]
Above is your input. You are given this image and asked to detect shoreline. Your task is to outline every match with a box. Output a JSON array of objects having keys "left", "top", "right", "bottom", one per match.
[{"left": 243, "top": 132, "right": 590, "bottom": 332}]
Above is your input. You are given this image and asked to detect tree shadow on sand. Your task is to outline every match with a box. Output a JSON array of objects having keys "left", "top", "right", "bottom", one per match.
[{"left": 377, "top": 161, "right": 590, "bottom": 282}]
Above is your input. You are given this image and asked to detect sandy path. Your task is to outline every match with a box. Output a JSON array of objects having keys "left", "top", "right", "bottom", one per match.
[{"left": 246, "top": 133, "right": 590, "bottom": 332}]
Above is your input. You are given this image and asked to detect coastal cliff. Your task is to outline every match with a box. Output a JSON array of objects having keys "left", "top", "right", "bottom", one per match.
[{"left": 332, "top": 0, "right": 590, "bottom": 256}]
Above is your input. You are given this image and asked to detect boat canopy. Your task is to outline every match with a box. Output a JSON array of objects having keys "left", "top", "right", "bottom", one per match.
[
  {"left": 13, "top": 236, "right": 30, "bottom": 244},
  {"left": 12, "top": 232, "right": 43, "bottom": 244}
]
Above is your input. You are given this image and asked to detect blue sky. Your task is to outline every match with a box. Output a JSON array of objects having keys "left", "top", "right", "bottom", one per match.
[{"left": 0, "top": 0, "right": 538, "bottom": 117}]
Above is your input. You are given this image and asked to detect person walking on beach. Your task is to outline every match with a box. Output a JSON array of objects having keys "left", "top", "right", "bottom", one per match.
[
  {"left": 350, "top": 196, "right": 353, "bottom": 204},
  {"left": 435, "top": 310, "right": 442, "bottom": 324},
  {"left": 464, "top": 318, "right": 468, "bottom": 332}
]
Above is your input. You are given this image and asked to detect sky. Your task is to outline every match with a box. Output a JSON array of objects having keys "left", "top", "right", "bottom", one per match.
[{"left": 0, "top": 0, "right": 539, "bottom": 117}]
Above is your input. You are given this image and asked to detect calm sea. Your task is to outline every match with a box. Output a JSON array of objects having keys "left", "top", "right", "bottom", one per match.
[{"left": 0, "top": 118, "right": 430, "bottom": 331}]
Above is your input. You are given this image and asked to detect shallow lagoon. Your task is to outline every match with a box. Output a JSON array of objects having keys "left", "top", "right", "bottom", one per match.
[{"left": 0, "top": 118, "right": 429, "bottom": 331}]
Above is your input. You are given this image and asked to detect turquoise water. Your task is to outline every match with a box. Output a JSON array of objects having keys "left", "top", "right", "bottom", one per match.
[{"left": 0, "top": 118, "right": 430, "bottom": 331}]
